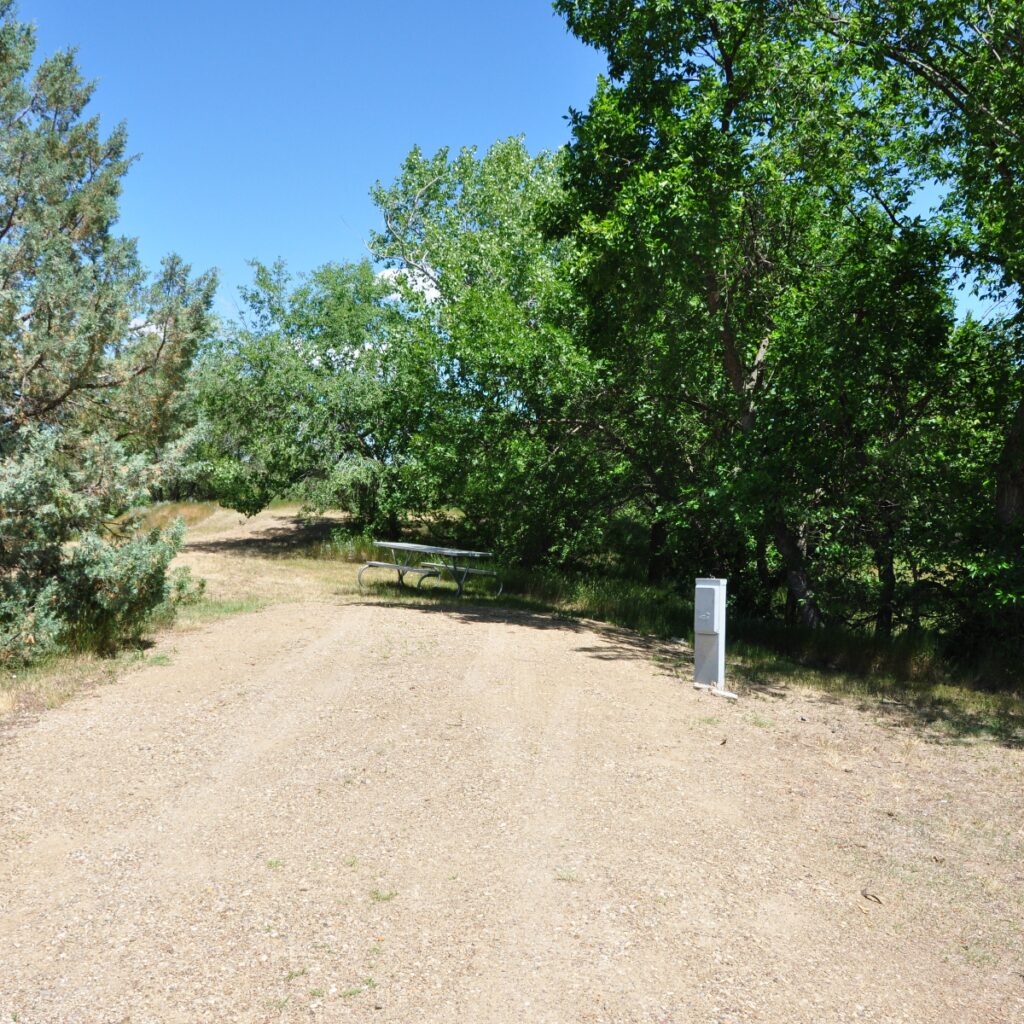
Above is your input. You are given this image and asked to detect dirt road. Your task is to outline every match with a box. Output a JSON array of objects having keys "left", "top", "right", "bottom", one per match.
[{"left": 2, "top": 511, "right": 1022, "bottom": 1022}]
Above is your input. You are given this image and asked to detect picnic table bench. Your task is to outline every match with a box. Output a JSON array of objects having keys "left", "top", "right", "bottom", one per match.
[{"left": 358, "top": 541, "right": 502, "bottom": 598}]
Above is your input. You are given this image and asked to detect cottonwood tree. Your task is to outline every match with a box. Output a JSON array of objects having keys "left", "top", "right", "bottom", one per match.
[
  {"left": 552, "top": 0, "right": 1021, "bottom": 657},
  {"left": 551, "top": 0, "right": 878, "bottom": 624},
  {"left": 370, "top": 139, "right": 613, "bottom": 562},
  {"left": 806, "top": 0, "right": 1024, "bottom": 646}
]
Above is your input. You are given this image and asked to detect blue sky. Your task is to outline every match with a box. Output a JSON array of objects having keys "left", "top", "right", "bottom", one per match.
[{"left": 25, "top": 1, "right": 607, "bottom": 315}]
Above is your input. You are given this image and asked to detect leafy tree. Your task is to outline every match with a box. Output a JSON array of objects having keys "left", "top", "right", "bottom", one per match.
[
  {"left": 370, "top": 138, "right": 613, "bottom": 563},
  {"left": 750, "top": 212, "right": 1017, "bottom": 638},
  {"left": 551, "top": 0, "right": 1021, "bottom": 650},
  {"left": 550, "top": 0, "right": 877, "bottom": 623},
  {"left": 0, "top": 6, "right": 215, "bottom": 661},
  {"left": 196, "top": 259, "right": 419, "bottom": 530}
]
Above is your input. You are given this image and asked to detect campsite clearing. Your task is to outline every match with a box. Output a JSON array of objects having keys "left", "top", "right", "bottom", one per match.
[{"left": 1, "top": 508, "right": 1022, "bottom": 1023}]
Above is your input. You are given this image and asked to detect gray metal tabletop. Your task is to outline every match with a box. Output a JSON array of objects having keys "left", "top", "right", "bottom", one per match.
[{"left": 372, "top": 541, "right": 493, "bottom": 559}]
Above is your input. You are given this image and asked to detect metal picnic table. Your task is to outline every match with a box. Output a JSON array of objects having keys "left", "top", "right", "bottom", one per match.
[{"left": 358, "top": 541, "right": 502, "bottom": 597}]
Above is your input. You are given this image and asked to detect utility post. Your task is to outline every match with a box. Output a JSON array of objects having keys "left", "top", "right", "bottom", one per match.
[{"left": 693, "top": 578, "right": 736, "bottom": 700}]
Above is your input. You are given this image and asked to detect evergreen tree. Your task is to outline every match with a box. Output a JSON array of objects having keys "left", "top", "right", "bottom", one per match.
[{"left": 0, "top": 5, "right": 215, "bottom": 661}]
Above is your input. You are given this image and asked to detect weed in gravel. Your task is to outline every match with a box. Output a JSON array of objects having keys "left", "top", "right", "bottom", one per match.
[
  {"left": 555, "top": 868, "right": 579, "bottom": 883},
  {"left": 285, "top": 967, "right": 307, "bottom": 981},
  {"left": 748, "top": 713, "right": 774, "bottom": 728},
  {"left": 309, "top": 988, "right": 325, "bottom": 999},
  {"left": 341, "top": 985, "right": 364, "bottom": 998},
  {"left": 962, "top": 943, "right": 999, "bottom": 966},
  {"left": 173, "top": 596, "right": 272, "bottom": 627},
  {"left": 267, "top": 858, "right": 284, "bottom": 870},
  {"left": 147, "top": 653, "right": 172, "bottom": 666},
  {"left": 370, "top": 888, "right": 397, "bottom": 902}
]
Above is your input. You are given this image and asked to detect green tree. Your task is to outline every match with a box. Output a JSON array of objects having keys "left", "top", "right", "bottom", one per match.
[
  {"left": 0, "top": 6, "right": 215, "bottom": 661},
  {"left": 370, "top": 138, "right": 612, "bottom": 563},
  {"left": 551, "top": 0, "right": 876, "bottom": 623},
  {"left": 551, "top": 0, "right": 1020, "bottom": 648},
  {"left": 196, "top": 259, "right": 418, "bottom": 529},
  {"left": 795, "top": 1, "right": 1024, "bottom": 650}
]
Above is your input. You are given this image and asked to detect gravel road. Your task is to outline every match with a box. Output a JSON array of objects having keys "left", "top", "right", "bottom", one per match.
[{"left": 2, "top": 511, "right": 1022, "bottom": 1023}]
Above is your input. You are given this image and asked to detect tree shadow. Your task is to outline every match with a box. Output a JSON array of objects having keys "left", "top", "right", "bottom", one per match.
[
  {"left": 865, "top": 696, "right": 1024, "bottom": 749},
  {"left": 350, "top": 596, "right": 689, "bottom": 673},
  {"left": 730, "top": 652, "right": 1024, "bottom": 749},
  {"left": 183, "top": 515, "right": 341, "bottom": 558}
]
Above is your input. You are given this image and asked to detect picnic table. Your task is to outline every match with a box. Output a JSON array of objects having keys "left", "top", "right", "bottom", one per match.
[{"left": 358, "top": 541, "right": 502, "bottom": 598}]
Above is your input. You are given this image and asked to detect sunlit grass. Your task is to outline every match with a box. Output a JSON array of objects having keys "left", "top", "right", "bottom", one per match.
[
  {"left": 142, "top": 501, "right": 220, "bottom": 530},
  {"left": 0, "top": 647, "right": 149, "bottom": 717},
  {"left": 170, "top": 596, "right": 275, "bottom": 628}
]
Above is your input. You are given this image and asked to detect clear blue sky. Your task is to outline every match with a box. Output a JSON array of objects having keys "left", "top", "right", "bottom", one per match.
[{"left": 25, "top": 1, "right": 607, "bottom": 315}]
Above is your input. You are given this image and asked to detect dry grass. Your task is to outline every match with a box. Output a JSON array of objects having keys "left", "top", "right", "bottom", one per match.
[
  {"left": 0, "top": 647, "right": 154, "bottom": 721},
  {"left": 730, "top": 642, "right": 1024, "bottom": 746},
  {"left": 142, "top": 501, "right": 220, "bottom": 530}
]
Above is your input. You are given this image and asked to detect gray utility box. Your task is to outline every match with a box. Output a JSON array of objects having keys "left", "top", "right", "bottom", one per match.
[
  {"left": 694, "top": 579, "right": 725, "bottom": 635},
  {"left": 694, "top": 578, "right": 733, "bottom": 697}
]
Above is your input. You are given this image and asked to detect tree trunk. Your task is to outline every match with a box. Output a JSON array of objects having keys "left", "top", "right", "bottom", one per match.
[
  {"left": 996, "top": 394, "right": 1024, "bottom": 526},
  {"left": 874, "top": 541, "right": 896, "bottom": 640},
  {"left": 772, "top": 520, "right": 825, "bottom": 629},
  {"left": 647, "top": 517, "right": 669, "bottom": 584}
]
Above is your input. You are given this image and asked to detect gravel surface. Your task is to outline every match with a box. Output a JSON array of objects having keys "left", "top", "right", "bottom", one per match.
[{"left": 2, "top": 511, "right": 1022, "bottom": 1023}]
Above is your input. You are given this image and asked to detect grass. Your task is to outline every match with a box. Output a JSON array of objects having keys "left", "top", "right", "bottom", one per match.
[
  {"left": 0, "top": 647, "right": 147, "bottom": 719},
  {"left": 730, "top": 639, "right": 1024, "bottom": 745},
  {"left": 310, "top": 527, "right": 378, "bottom": 564},
  {"left": 370, "top": 888, "right": 397, "bottom": 902},
  {"left": 341, "top": 979, "right": 376, "bottom": 999},
  {"left": 158, "top": 595, "right": 273, "bottom": 630},
  {"left": 503, "top": 568, "right": 692, "bottom": 638},
  {"left": 142, "top": 501, "right": 220, "bottom": 531}
]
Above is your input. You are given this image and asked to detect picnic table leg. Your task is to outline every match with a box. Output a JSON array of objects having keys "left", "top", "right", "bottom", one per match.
[{"left": 392, "top": 548, "right": 410, "bottom": 587}]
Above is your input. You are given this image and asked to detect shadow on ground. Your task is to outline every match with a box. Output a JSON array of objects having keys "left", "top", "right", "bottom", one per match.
[
  {"left": 731, "top": 652, "right": 1024, "bottom": 749},
  {"left": 351, "top": 597, "right": 687, "bottom": 676},
  {"left": 184, "top": 515, "right": 343, "bottom": 558}
]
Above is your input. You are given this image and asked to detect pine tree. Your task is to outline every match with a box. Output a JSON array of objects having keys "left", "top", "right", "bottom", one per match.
[{"left": 0, "top": 4, "right": 215, "bottom": 661}]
